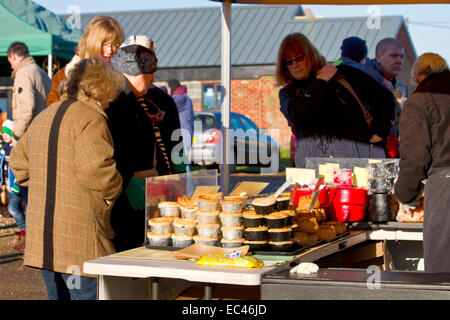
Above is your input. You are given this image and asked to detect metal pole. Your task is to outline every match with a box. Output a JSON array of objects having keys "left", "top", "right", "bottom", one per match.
[
  {"left": 220, "top": 0, "right": 231, "bottom": 195},
  {"left": 203, "top": 283, "right": 213, "bottom": 300},
  {"left": 150, "top": 277, "right": 159, "bottom": 300},
  {"left": 47, "top": 54, "right": 53, "bottom": 79}
]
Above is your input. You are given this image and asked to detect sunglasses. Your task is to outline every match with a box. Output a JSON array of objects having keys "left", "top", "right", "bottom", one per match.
[{"left": 285, "top": 55, "right": 306, "bottom": 66}]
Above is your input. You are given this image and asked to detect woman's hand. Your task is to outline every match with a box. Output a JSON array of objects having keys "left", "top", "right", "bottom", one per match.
[
  {"left": 370, "top": 134, "right": 384, "bottom": 143},
  {"left": 316, "top": 64, "right": 337, "bottom": 82}
]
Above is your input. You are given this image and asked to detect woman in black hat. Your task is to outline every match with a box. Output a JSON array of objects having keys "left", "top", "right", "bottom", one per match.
[{"left": 108, "top": 35, "right": 181, "bottom": 252}]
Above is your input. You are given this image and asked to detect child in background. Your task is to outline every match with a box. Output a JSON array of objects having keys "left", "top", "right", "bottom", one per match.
[{"left": 0, "top": 119, "right": 26, "bottom": 250}]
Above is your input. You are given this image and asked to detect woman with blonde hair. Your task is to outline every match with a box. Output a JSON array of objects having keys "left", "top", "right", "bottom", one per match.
[
  {"left": 277, "top": 33, "right": 395, "bottom": 167},
  {"left": 10, "top": 56, "right": 124, "bottom": 299},
  {"left": 47, "top": 16, "right": 124, "bottom": 105},
  {"left": 394, "top": 52, "right": 450, "bottom": 272}
]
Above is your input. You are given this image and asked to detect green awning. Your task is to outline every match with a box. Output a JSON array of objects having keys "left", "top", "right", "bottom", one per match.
[{"left": 0, "top": 0, "right": 82, "bottom": 59}]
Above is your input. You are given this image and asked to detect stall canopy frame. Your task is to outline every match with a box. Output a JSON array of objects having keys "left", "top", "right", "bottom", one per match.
[{"left": 211, "top": 0, "right": 447, "bottom": 195}]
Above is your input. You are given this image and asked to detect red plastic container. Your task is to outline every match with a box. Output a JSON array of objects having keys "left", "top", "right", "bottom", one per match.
[
  {"left": 290, "top": 187, "right": 329, "bottom": 206},
  {"left": 329, "top": 187, "right": 368, "bottom": 205},
  {"left": 329, "top": 203, "right": 367, "bottom": 222}
]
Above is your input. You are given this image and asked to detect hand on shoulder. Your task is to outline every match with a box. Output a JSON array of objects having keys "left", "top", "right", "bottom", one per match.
[{"left": 316, "top": 64, "right": 337, "bottom": 82}]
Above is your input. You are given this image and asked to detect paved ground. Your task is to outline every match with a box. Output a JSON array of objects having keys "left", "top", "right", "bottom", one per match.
[{"left": 0, "top": 207, "right": 47, "bottom": 300}]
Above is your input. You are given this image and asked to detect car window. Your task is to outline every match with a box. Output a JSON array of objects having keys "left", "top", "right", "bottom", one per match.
[
  {"left": 238, "top": 114, "right": 259, "bottom": 132},
  {"left": 230, "top": 114, "right": 243, "bottom": 130},
  {"left": 194, "top": 114, "right": 217, "bottom": 130}
]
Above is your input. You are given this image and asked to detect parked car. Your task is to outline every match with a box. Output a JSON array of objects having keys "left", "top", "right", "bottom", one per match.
[{"left": 190, "top": 110, "right": 280, "bottom": 169}]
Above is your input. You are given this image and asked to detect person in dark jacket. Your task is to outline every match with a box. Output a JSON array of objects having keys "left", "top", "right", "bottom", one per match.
[
  {"left": 361, "top": 38, "right": 405, "bottom": 93},
  {"left": 108, "top": 35, "right": 181, "bottom": 252},
  {"left": 168, "top": 79, "right": 194, "bottom": 173},
  {"left": 339, "top": 36, "right": 368, "bottom": 68},
  {"left": 394, "top": 52, "right": 450, "bottom": 272},
  {"left": 276, "top": 33, "right": 396, "bottom": 168}
]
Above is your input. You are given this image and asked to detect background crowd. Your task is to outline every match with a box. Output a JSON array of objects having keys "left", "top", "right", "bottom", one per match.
[{"left": 0, "top": 14, "right": 448, "bottom": 299}]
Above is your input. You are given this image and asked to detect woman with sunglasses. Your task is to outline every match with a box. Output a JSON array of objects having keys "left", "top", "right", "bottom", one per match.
[
  {"left": 47, "top": 16, "right": 124, "bottom": 106},
  {"left": 276, "top": 33, "right": 396, "bottom": 168}
]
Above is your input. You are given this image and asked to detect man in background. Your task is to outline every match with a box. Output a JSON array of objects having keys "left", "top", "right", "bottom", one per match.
[
  {"left": 7, "top": 42, "right": 51, "bottom": 141},
  {"left": 362, "top": 38, "right": 405, "bottom": 92},
  {"left": 7, "top": 42, "right": 51, "bottom": 250}
]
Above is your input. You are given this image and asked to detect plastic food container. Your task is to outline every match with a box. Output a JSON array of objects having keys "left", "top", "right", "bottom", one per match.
[
  {"left": 147, "top": 232, "right": 172, "bottom": 246},
  {"left": 171, "top": 234, "right": 194, "bottom": 248},
  {"left": 221, "top": 238, "right": 245, "bottom": 248},
  {"left": 158, "top": 202, "right": 180, "bottom": 217},
  {"left": 148, "top": 217, "right": 174, "bottom": 234},
  {"left": 193, "top": 235, "right": 218, "bottom": 247},
  {"left": 197, "top": 194, "right": 220, "bottom": 212},
  {"left": 172, "top": 218, "right": 197, "bottom": 236},
  {"left": 221, "top": 225, "right": 244, "bottom": 240},
  {"left": 196, "top": 210, "right": 220, "bottom": 224},
  {"left": 220, "top": 197, "right": 245, "bottom": 213},
  {"left": 179, "top": 206, "right": 197, "bottom": 220},
  {"left": 196, "top": 223, "right": 221, "bottom": 238},
  {"left": 251, "top": 197, "right": 276, "bottom": 215},
  {"left": 219, "top": 212, "right": 242, "bottom": 227}
]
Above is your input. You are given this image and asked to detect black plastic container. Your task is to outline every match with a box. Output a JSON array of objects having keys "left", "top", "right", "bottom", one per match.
[
  {"left": 286, "top": 211, "right": 296, "bottom": 225},
  {"left": 268, "top": 241, "right": 293, "bottom": 252},
  {"left": 268, "top": 228, "right": 292, "bottom": 242},
  {"left": 276, "top": 196, "right": 290, "bottom": 211},
  {"left": 288, "top": 224, "right": 298, "bottom": 238},
  {"left": 242, "top": 212, "right": 266, "bottom": 228},
  {"left": 244, "top": 227, "right": 268, "bottom": 241},
  {"left": 265, "top": 213, "right": 288, "bottom": 229},
  {"left": 368, "top": 193, "right": 396, "bottom": 222},
  {"left": 244, "top": 241, "right": 267, "bottom": 252},
  {"left": 252, "top": 197, "right": 276, "bottom": 215}
]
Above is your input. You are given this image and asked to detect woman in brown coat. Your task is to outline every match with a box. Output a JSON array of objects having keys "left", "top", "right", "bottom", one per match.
[
  {"left": 394, "top": 53, "right": 450, "bottom": 272},
  {"left": 10, "top": 56, "right": 124, "bottom": 300}
]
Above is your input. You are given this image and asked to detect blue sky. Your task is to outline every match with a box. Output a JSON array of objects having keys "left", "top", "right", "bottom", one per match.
[{"left": 33, "top": 0, "right": 450, "bottom": 63}]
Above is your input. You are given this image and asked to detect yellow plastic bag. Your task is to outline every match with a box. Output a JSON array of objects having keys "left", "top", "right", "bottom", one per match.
[{"left": 196, "top": 251, "right": 263, "bottom": 269}]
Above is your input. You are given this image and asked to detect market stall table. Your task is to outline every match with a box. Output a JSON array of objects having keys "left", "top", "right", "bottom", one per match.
[{"left": 83, "top": 231, "right": 368, "bottom": 300}]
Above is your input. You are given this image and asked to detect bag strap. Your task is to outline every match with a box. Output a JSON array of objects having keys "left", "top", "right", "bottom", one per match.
[
  {"left": 137, "top": 95, "right": 173, "bottom": 175},
  {"left": 336, "top": 77, "right": 372, "bottom": 121},
  {"left": 43, "top": 99, "right": 74, "bottom": 270}
]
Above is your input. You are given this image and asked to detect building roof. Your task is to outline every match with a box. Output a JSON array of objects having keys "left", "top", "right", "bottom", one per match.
[{"left": 61, "top": 5, "right": 408, "bottom": 68}]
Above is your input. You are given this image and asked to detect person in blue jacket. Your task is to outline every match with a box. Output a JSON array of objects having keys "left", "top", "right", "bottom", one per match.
[
  {"left": 0, "top": 119, "right": 27, "bottom": 250},
  {"left": 168, "top": 79, "right": 194, "bottom": 173}
]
